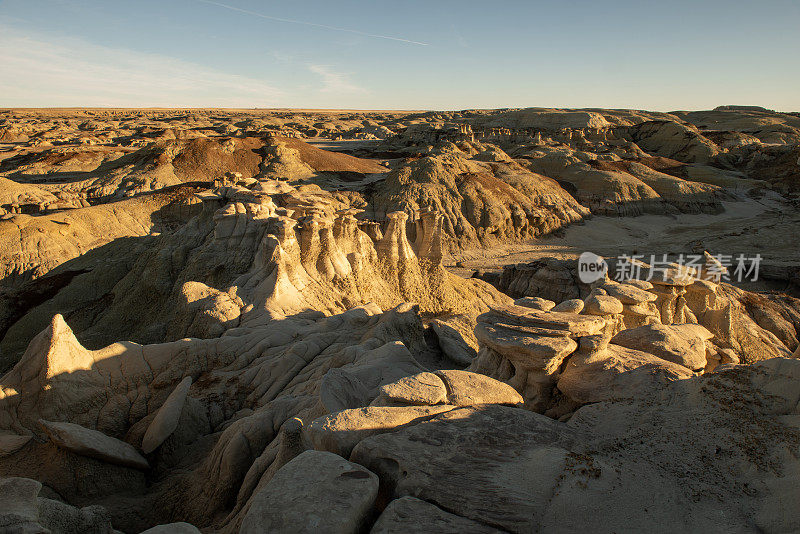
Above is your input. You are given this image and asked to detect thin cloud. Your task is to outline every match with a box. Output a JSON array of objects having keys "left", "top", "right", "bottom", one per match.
[
  {"left": 309, "top": 65, "right": 368, "bottom": 95},
  {"left": 0, "top": 25, "right": 283, "bottom": 107},
  {"left": 196, "top": 0, "right": 429, "bottom": 46}
]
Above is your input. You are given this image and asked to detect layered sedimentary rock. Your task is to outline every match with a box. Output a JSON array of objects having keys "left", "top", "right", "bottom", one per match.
[
  {"left": 0, "top": 179, "right": 509, "bottom": 371},
  {"left": 473, "top": 266, "right": 795, "bottom": 412},
  {"left": 367, "top": 147, "right": 589, "bottom": 251},
  {"left": 1, "top": 106, "right": 800, "bottom": 533}
]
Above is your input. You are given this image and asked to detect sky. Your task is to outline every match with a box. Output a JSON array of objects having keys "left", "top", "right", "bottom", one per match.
[{"left": 1, "top": 0, "right": 799, "bottom": 111}]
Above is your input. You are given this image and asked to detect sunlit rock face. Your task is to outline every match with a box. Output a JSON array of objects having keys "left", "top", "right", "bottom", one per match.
[{"left": 1, "top": 106, "right": 800, "bottom": 533}]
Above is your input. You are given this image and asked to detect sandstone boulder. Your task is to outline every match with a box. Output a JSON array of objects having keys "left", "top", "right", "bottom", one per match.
[
  {"left": 557, "top": 344, "right": 695, "bottom": 403},
  {"left": 377, "top": 372, "right": 447, "bottom": 406},
  {"left": 552, "top": 299, "right": 584, "bottom": 313},
  {"left": 583, "top": 294, "right": 624, "bottom": 316},
  {"left": 611, "top": 323, "right": 713, "bottom": 370},
  {"left": 39, "top": 420, "right": 149, "bottom": 470},
  {"left": 240, "top": 450, "right": 378, "bottom": 534},
  {"left": 371, "top": 496, "right": 502, "bottom": 533},
  {"left": 434, "top": 369, "right": 524, "bottom": 406},
  {"left": 141, "top": 376, "right": 192, "bottom": 454},
  {"left": 514, "top": 296, "right": 556, "bottom": 311},
  {"left": 306, "top": 405, "right": 455, "bottom": 457}
]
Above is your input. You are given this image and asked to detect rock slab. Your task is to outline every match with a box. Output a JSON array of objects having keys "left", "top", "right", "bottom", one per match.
[{"left": 240, "top": 450, "right": 379, "bottom": 534}]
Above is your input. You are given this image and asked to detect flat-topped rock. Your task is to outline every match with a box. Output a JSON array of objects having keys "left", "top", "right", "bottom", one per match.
[
  {"left": 475, "top": 323, "right": 577, "bottom": 374},
  {"left": 378, "top": 372, "right": 447, "bottom": 406},
  {"left": 611, "top": 323, "right": 713, "bottom": 370},
  {"left": 39, "top": 420, "right": 149, "bottom": 470},
  {"left": 435, "top": 369, "right": 524, "bottom": 407},
  {"left": 482, "top": 320, "right": 573, "bottom": 338},
  {"left": 483, "top": 304, "right": 606, "bottom": 337},
  {"left": 240, "top": 450, "right": 378, "bottom": 534},
  {"left": 351, "top": 406, "right": 578, "bottom": 533}
]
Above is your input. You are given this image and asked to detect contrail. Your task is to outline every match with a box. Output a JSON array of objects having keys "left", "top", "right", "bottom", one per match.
[{"left": 196, "top": 0, "right": 429, "bottom": 46}]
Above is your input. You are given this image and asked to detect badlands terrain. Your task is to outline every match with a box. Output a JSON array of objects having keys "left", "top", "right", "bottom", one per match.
[{"left": 1, "top": 105, "right": 800, "bottom": 533}]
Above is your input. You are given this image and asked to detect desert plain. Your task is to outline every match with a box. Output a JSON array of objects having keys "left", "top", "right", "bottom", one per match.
[{"left": 1, "top": 105, "right": 800, "bottom": 533}]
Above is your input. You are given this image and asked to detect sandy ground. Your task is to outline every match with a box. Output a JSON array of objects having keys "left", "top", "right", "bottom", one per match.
[{"left": 447, "top": 192, "right": 800, "bottom": 291}]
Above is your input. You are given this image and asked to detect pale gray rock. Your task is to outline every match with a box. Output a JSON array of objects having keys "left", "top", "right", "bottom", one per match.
[
  {"left": 39, "top": 420, "right": 149, "bottom": 470},
  {"left": 320, "top": 368, "right": 372, "bottom": 413},
  {"left": 240, "top": 450, "right": 378, "bottom": 534},
  {"left": 139, "top": 522, "right": 201, "bottom": 533},
  {"left": 378, "top": 372, "right": 447, "bottom": 405},
  {"left": 0, "top": 477, "right": 42, "bottom": 533},
  {"left": 141, "top": 376, "right": 192, "bottom": 454},
  {"left": 319, "top": 341, "right": 424, "bottom": 412},
  {"left": 306, "top": 405, "right": 455, "bottom": 457},
  {"left": 371, "top": 496, "right": 502, "bottom": 533},
  {"left": 37, "top": 498, "right": 115, "bottom": 534},
  {"left": 0, "top": 477, "right": 115, "bottom": 534},
  {"left": 351, "top": 406, "right": 578, "bottom": 533},
  {"left": 0, "top": 433, "right": 32, "bottom": 457}
]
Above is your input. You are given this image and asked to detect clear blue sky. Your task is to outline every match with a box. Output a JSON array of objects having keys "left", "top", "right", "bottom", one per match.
[{"left": 1, "top": 0, "right": 798, "bottom": 110}]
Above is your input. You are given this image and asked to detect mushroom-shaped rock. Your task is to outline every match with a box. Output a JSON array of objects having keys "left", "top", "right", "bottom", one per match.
[
  {"left": 475, "top": 323, "right": 577, "bottom": 376},
  {"left": 240, "top": 450, "right": 379, "bottom": 534},
  {"left": 611, "top": 323, "right": 713, "bottom": 371},
  {"left": 306, "top": 405, "right": 456, "bottom": 457},
  {"left": 514, "top": 297, "right": 556, "bottom": 311},
  {"left": 371, "top": 496, "right": 503, "bottom": 533},
  {"left": 552, "top": 299, "right": 584, "bottom": 313},
  {"left": 39, "top": 420, "right": 149, "bottom": 470},
  {"left": 435, "top": 369, "right": 524, "bottom": 406},
  {"left": 484, "top": 304, "right": 606, "bottom": 337},
  {"left": 378, "top": 372, "right": 448, "bottom": 406},
  {"left": 141, "top": 376, "right": 192, "bottom": 454}
]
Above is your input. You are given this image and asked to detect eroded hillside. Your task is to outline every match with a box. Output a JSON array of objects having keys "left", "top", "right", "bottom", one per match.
[{"left": 1, "top": 106, "right": 800, "bottom": 533}]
